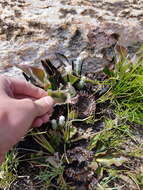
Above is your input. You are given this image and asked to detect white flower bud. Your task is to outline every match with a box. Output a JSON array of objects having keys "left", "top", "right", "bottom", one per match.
[
  {"left": 78, "top": 76, "right": 86, "bottom": 89},
  {"left": 51, "top": 119, "right": 58, "bottom": 130},
  {"left": 58, "top": 115, "right": 65, "bottom": 127}
]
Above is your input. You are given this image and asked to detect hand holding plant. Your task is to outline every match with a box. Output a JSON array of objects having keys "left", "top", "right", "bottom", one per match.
[{"left": 0, "top": 76, "right": 54, "bottom": 163}]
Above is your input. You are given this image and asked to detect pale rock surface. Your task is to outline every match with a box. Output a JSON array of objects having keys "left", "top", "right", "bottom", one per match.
[{"left": 0, "top": 0, "right": 143, "bottom": 77}]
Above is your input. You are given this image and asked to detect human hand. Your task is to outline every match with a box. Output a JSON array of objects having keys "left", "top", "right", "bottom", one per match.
[{"left": 0, "top": 76, "right": 54, "bottom": 162}]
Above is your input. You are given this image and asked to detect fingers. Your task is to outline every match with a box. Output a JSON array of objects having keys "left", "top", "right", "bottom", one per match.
[
  {"left": 15, "top": 94, "right": 36, "bottom": 101},
  {"left": 32, "top": 118, "right": 43, "bottom": 127},
  {"left": 9, "top": 77, "right": 47, "bottom": 99},
  {"left": 32, "top": 96, "right": 54, "bottom": 127},
  {"left": 32, "top": 114, "right": 51, "bottom": 127},
  {"left": 34, "top": 96, "right": 54, "bottom": 117},
  {"left": 15, "top": 96, "right": 54, "bottom": 129}
]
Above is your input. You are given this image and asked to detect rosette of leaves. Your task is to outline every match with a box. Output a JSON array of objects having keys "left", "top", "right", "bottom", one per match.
[
  {"left": 74, "top": 90, "right": 96, "bottom": 118},
  {"left": 15, "top": 53, "right": 85, "bottom": 104},
  {"left": 15, "top": 53, "right": 97, "bottom": 117},
  {"left": 14, "top": 53, "right": 97, "bottom": 153}
]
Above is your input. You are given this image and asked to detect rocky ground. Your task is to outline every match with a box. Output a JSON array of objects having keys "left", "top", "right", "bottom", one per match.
[
  {"left": 0, "top": 1, "right": 143, "bottom": 190},
  {"left": 0, "top": 0, "right": 143, "bottom": 77}
]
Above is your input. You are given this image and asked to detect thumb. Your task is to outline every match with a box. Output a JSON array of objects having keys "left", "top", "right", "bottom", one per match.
[{"left": 34, "top": 96, "right": 54, "bottom": 117}]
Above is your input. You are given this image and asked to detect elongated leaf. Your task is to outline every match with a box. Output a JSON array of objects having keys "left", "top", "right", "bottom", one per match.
[
  {"left": 69, "top": 126, "right": 77, "bottom": 139},
  {"left": 119, "top": 174, "right": 140, "bottom": 190},
  {"left": 41, "top": 59, "right": 66, "bottom": 89},
  {"left": 34, "top": 135, "right": 55, "bottom": 154},
  {"left": 30, "top": 67, "right": 45, "bottom": 82},
  {"left": 96, "top": 156, "right": 128, "bottom": 167},
  {"left": 56, "top": 53, "right": 70, "bottom": 67},
  {"left": 22, "top": 72, "right": 31, "bottom": 82},
  {"left": 47, "top": 90, "right": 68, "bottom": 104},
  {"left": 41, "top": 59, "right": 55, "bottom": 75},
  {"left": 115, "top": 45, "right": 128, "bottom": 57},
  {"left": 66, "top": 74, "right": 79, "bottom": 84},
  {"left": 15, "top": 64, "right": 45, "bottom": 87},
  {"left": 22, "top": 72, "right": 43, "bottom": 88},
  {"left": 64, "top": 126, "right": 77, "bottom": 142},
  {"left": 88, "top": 134, "right": 101, "bottom": 150},
  {"left": 46, "top": 156, "right": 61, "bottom": 168},
  {"left": 103, "top": 66, "right": 114, "bottom": 77}
]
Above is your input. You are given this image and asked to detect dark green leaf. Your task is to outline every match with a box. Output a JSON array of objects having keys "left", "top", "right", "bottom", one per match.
[
  {"left": 103, "top": 66, "right": 114, "bottom": 77},
  {"left": 55, "top": 53, "right": 70, "bottom": 67}
]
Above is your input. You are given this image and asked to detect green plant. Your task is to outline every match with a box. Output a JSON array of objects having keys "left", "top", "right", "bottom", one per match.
[
  {"left": 32, "top": 106, "right": 78, "bottom": 155},
  {"left": 96, "top": 176, "right": 124, "bottom": 190},
  {"left": 99, "top": 45, "right": 143, "bottom": 125},
  {"left": 15, "top": 53, "right": 98, "bottom": 105},
  {"left": 86, "top": 118, "right": 142, "bottom": 189},
  {"left": 35, "top": 156, "right": 69, "bottom": 190},
  {"left": 88, "top": 119, "right": 130, "bottom": 152},
  {"left": 11, "top": 46, "right": 143, "bottom": 189},
  {"left": 34, "top": 134, "right": 56, "bottom": 154},
  {"left": 136, "top": 173, "right": 143, "bottom": 188},
  {"left": 0, "top": 149, "right": 19, "bottom": 189}
]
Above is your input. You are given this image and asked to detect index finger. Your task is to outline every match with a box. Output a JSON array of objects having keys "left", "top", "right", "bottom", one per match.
[{"left": 9, "top": 78, "right": 47, "bottom": 99}]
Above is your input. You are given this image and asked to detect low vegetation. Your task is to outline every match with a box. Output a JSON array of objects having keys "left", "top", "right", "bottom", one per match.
[{"left": 0, "top": 45, "right": 143, "bottom": 190}]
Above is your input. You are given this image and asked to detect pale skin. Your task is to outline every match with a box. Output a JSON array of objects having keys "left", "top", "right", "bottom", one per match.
[{"left": 0, "top": 76, "right": 54, "bottom": 163}]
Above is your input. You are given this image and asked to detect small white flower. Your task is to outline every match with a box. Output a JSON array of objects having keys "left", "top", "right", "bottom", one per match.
[
  {"left": 58, "top": 115, "right": 65, "bottom": 127},
  {"left": 51, "top": 119, "right": 58, "bottom": 130}
]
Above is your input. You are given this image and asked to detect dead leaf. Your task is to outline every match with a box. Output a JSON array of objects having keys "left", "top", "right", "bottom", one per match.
[{"left": 96, "top": 156, "right": 128, "bottom": 167}]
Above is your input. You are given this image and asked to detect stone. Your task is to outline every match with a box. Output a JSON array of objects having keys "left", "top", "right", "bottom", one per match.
[{"left": 0, "top": 0, "right": 143, "bottom": 77}]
